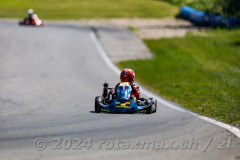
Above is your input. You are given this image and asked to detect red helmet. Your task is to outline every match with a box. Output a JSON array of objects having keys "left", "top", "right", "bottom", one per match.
[{"left": 120, "top": 68, "right": 135, "bottom": 83}]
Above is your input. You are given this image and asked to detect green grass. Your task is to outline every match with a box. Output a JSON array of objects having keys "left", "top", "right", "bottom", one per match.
[
  {"left": 0, "top": 0, "right": 178, "bottom": 19},
  {"left": 118, "top": 29, "right": 240, "bottom": 127},
  {"left": 159, "top": 0, "right": 216, "bottom": 11}
]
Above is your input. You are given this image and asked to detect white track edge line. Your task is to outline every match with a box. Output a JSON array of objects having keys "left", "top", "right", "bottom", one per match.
[{"left": 89, "top": 31, "right": 240, "bottom": 138}]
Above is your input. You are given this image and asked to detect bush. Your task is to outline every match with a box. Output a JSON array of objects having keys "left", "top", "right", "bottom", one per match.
[
  {"left": 215, "top": 0, "right": 240, "bottom": 18},
  {"left": 161, "top": 0, "right": 240, "bottom": 18}
]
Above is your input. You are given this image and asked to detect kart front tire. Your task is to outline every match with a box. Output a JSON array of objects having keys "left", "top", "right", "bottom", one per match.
[
  {"left": 145, "top": 99, "right": 152, "bottom": 114},
  {"left": 95, "top": 96, "right": 102, "bottom": 113}
]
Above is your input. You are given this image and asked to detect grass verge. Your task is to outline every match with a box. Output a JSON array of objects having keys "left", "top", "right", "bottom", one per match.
[
  {"left": 118, "top": 29, "right": 240, "bottom": 127},
  {"left": 0, "top": 0, "right": 178, "bottom": 19}
]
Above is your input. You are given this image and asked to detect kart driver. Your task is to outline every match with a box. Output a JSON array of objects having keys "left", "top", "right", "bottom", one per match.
[
  {"left": 115, "top": 68, "right": 140, "bottom": 99},
  {"left": 26, "top": 9, "right": 34, "bottom": 24}
]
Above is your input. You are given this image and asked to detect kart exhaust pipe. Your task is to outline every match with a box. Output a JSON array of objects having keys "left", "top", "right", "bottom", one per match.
[{"left": 103, "top": 82, "right": 108, "bottom": 88}]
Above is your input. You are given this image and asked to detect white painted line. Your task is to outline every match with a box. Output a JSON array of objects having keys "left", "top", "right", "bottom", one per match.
[
  {"left": 90, "top": 32, "right": 121, "bottom": 75},
  {"left": 89, "top": 31, "right": 240, "bottom": 138}
]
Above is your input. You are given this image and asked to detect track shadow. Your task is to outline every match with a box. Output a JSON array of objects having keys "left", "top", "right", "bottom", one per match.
[{"left": 89, "top": 111, "right": 134, "bottom": 114}]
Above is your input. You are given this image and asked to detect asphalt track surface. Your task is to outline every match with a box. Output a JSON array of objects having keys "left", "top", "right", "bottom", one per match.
[{"left": 0, "top": 20, "right": 239, "bottom": 160}]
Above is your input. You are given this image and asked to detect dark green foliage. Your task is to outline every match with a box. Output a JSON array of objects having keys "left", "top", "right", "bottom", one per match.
[
  {"left": 215, "top": 0, "right": 240, "bottom": 18},
  {"left": 162, "top": 0, "right": 240, "bottom": 18}
]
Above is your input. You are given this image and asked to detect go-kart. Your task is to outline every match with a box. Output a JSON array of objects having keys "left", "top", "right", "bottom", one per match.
[
  {"left": 95, "top": 82, "right": 157, "bottom": 114},
  {"left": 19, "top": 14, "right": 43, "bottom": 26}
]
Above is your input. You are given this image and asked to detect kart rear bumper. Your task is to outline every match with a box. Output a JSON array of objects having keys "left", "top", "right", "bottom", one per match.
[{"left": 98, "top": 99, "right": 150, "bottom": 113}]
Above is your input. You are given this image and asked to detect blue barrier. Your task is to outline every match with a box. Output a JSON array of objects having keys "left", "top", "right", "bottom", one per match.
[{"left": 180, "top": 6, "right": 239, "bottom": 28}]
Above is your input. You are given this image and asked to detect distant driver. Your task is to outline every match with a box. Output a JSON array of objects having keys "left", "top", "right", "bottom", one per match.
[{"left": 26, "top": 9, "right": 34, "bottom": 24}]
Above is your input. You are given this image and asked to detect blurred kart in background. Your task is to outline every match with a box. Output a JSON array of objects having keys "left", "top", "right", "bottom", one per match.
[
  {"left": 19, "top": 14, "right": 43, "bottom": 26},
  {"left": 95, "top": 82, "right": 157, "bottom": 114}
]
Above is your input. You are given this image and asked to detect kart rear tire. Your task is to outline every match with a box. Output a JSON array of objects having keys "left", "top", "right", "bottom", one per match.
[
  {"left": 95, "top": 96, "right": 102, "bottom": 113},
  {"left": 145, "top": 99, "right": 152, "bottom": 114},
  {"left": 150, "top": 98, "right": 157, "bottom": 113},
  {"left": 152, "top": 99, "right": 157, "bottom": 113}
]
